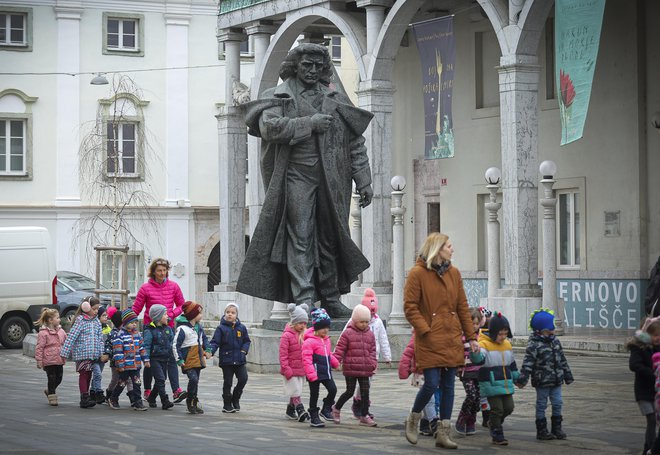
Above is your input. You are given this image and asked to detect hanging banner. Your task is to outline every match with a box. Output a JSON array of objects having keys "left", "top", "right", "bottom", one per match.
[
  {"left": 411, "top": 16, "right": 455, "bottom": 159},
  {"left": 555, "top": 0, "right": 606, "bottom": 145}
]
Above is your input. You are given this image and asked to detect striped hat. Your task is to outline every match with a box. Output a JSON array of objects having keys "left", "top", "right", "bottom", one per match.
[{"left": 121, "top": 309, "right": 138, "bottom": 326}]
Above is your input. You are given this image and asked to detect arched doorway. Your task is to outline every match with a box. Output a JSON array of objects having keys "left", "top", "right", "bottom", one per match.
[{"left": 207, "top": 242, "right": 220, "bottom": 292}]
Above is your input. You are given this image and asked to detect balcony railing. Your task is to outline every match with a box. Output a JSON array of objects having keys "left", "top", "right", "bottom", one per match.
[{"left": 219, "top": 0, "right": 270, "bottom": 14}]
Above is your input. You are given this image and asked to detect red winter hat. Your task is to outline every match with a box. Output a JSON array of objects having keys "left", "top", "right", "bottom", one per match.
[
  {"left": 183, "top": 301, "right": 202, "bottom": 321},
  {"left": 106, "top": 305, "right": 118, "bottom": 320},
  {"left": 361, "top": 288, "right": 378, "bottom": 315}
]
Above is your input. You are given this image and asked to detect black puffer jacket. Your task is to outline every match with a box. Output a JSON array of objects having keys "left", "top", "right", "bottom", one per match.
[
  {"left": 629, "top": 342, "right": 660, "bottom": 402},
  {"left": 645, "top": 256, "right": 660, "bottom": 316},
  {"left": 517, "top": 334, "right": 573, "bottom": 388}
]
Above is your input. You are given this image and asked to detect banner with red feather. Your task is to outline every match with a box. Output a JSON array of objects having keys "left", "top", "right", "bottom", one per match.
[{"left": 555, "top": 0, "right": 606, "bottom": 145}]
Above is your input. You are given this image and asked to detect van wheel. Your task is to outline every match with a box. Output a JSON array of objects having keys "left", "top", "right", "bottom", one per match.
[
  {"left": 61, "top": 309, "right": 77, "bottom": 332},
  {"left": 0, "top": 316, "right": 30, "bottom": 349}
]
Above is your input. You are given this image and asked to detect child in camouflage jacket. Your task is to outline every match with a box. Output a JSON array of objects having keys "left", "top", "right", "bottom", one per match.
[{"left": 516, "top": 309, "right": 573, "bottom": 441}]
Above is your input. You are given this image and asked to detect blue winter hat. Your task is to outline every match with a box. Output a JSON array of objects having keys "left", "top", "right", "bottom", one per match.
[
  {"left": 530, "top": 309, "right": 555, "bottom": 332},
  {"left": 311, "top": 308, "right": 331, "bottom": 330}
]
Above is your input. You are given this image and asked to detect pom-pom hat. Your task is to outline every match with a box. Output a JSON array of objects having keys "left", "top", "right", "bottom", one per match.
[
  {"left": 288, "top": 303, "right": 309, "bottom": 325},
  {"left": 311, "top": 308, "right": 331, "bottom": 330},
  {"left": 488, "top": 312, "right": 512, "bottom": 340},
  {"left": 361, "top": 288, "right": 378, "bottom": 315}
]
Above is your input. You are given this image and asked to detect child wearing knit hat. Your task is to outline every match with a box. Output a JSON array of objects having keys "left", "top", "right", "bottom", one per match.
[
  {"left": 345, "top": 288, "right": 393, "bottom": 418},
  {"left": 302, "top": 308, "right": 340, "bottom": 427},
  {"left": 280, "top": 303, "right": 310, "bottom": 422},
  {"left": 516, "top": 309, "right": 573, "bottom": 441},
  {"left": 469, "top": 312, "right": 519, "bottom": 445},
  {"left": 173, "top": 301, "right": 211, "bottom": 414},
  {"left": 89, "top": 306, "right": 112, "bottom": 405},
  {"left": 207, "top": 303, "right": 251, "bottom": 413},
  {"left": 331, "top": 304, "right": 378, "bottom": 427},
  {"left": 142, "top": 304, "right": 176, "bottom": 410},
  {"left": 105, "top": 307, "right": 133, "bottom": 408},
  {"left": 109, "top": 309, "right": 149, "bottom": 411}
]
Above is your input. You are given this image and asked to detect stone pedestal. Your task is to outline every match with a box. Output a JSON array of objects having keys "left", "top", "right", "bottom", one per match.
[
  {"left": 202, "top": 291, "right": 272, "bottom": 326},
  {"left": 482, "top": 290, "right": 542, "bottom": 336}
]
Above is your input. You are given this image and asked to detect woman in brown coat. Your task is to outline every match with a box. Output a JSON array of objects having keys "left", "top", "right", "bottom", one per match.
[{"left": 403, "top": 232, "right": 479, "bottom": 449}]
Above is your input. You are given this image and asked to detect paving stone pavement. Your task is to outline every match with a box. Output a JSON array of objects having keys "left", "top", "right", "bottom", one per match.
[{"left": 0, "top": 349, "right": 642, "bottom": 454}]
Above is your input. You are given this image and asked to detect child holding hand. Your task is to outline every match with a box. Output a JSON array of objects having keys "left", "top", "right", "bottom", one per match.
[
  {"left": 143, "top": 304, "right": 176, "bottom": 410},
  {"left": 111, "top": 309, "right": 149, "bottom": 411},
  {"left": 332, "top": 304, "right": 378, "bottom": 426},
  {"left": 279, "top": 303, "right": 310, "bottom": 422},
  {"left": 35, "top": 308, "right": 66, "bottom": 406},
  {"left": 302, "top": 308, "right": 339, "bottom": 428}
]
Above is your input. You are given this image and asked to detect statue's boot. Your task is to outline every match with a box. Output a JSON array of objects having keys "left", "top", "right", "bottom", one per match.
[{"left": 322, "top": 300, "right": 353, "bottom": 318}]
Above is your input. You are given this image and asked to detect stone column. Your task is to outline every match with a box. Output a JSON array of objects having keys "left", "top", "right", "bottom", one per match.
[
  {"left": 540, "top": 173, "right": 564, "bottom": 334},
  {"left": 485, "top": 183, "right": 502, "bottom": 298},
  {"left": 356, "top": 79, "right": 395, "bottom": 296},
  {"left": 388, "top": 186, "right": 408, "bottom": 327},
  {"left": 486, "top": 55, "right": 542, "bottom": 335},
  {"left": 245, "top": 22, "right": 277, "bottom": 235},
  {"left": 356, "top": 0, "right": 393, "bottom": 55},
  {"left": 216, "top": 29, "right": 247, "bottom": 292}
]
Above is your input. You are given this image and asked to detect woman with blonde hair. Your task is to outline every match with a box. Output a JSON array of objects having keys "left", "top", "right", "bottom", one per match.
[{"left": 403, "top": 233, "right": 479, "bottom": 449}]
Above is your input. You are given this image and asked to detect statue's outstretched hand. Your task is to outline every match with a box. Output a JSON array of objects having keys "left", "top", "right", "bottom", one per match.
[
  {"left": 359, "top": 185, "right": 373, "bottom": 208},
  {"left": 311, "top": 113, "right": 333, "bottom": 133}
]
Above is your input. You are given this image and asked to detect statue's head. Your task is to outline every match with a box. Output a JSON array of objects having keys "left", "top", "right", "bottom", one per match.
[{"left": 279, "top": 43, "right": 334, "bottom": 86}]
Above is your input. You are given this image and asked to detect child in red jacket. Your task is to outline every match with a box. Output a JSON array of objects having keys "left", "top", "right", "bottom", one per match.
[
  {"left": 302, "top": 308, "right": 339, "bottom": 428},
  {"left": 332, "top": 304, "right": 378, "bottom": 427},
  {"left": 279, "top": 303, "right": 310, "bottom": 422}
]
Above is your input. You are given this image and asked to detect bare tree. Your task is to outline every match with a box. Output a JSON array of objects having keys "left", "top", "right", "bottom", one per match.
[{"left": 74, "top": 74, "right": 163, "bottom": 302}]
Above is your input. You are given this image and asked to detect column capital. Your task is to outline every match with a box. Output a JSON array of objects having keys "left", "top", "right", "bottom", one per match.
[
  {"left": 498, "top": 53, "right": 539, "bottom": 68},
  {"left": 217, "top": 28, "right": 246, "bottom": 43},
  {"left": 356, "top": 0, "right": 393, "bottom": 8},
  {"left": 245, "top": 21, "right": 278, "bottom": 36}
]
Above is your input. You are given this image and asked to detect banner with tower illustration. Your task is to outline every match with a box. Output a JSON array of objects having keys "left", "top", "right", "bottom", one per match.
[
  {"left": 555, "top": 0, "right": 606, "bottom": 145},
  {"left": 411, "top": 16, "right": 455, "bottom": 159}
]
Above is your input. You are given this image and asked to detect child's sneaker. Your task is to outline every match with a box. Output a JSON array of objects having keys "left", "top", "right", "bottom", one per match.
[
  {"left": 330, "top": 405, "right": 341, "bottom": 424},
  {"left": 132, "top": 400, "right": 148, "bottom": 411},
  {"left": 351, "top": 398, "right": 360, "bottom": 418},
  {"left": 143, "top": 389, "right": 151, "bottom": 400},
  {"left": 320, "top": 406, "right": 333, "bottom": 422},
  {"left": 108, "top": 398, "right": 120, "bottom": 410},
  {"left": 419, "top": 418, "right": 433, "bottom": 436},
  {"left": 286, "top": 404, "right": 297, "bottom": 420},
  {"left": 490, "top": 426, "right": 508, "bottom": 445},
  {"left": 173, "top": 388, "right": 187, "bottom": 404},
  {"left": 358, "top": 415, "right": 377, "bottom": 427}
]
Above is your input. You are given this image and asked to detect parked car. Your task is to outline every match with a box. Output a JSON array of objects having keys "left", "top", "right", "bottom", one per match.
[
  {"left": 56, "top": 271, "right": 130, "bottom": 331},
  {"left": 0, "top": 227, "right": 57, "bottom": 348}
]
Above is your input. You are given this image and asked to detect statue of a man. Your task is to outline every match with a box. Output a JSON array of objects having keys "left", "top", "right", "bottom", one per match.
[{"left": 236, "top": 43, "right": 374, "bottom": 318}]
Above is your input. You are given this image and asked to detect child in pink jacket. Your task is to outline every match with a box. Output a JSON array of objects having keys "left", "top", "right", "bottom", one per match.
[
  {"left": 35, "top": 308, "right": 67, "bottom": 406},
  {"left": 302, "top": 308, "right": 339, "bottom": 428},
  {"left": 332, "top": 304, "right": 378, "bottom": 427},
  {"left": 279, "top": 303, "right": 310, "bottom": 422}
]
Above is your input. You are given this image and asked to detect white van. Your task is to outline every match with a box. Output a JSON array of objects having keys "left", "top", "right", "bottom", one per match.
[{"left": 0, "top": 227, "right": 57, "bottom": 348}]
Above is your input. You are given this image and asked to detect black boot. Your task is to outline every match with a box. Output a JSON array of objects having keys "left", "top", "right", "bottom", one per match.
[
  {"left": 286, "top": 404, "right": 297, "bottom": 420},
  {"left": 321, "top": 300, "right": 352, "bottom": 318},
  {"left": 231, "top": 390, "right": 242, "bottom": 412},
  {"left": 535, "top": 418, "right": 556, "bottom": 440},
  {"left": 94, "top": 390, "right": 105, "bottom": 405},
  {"left": 186, "top": 397, "right": 196, "bottom": 414},
  {"left": 320, "top": 398, "right": 334, "bottom": 421},
  {"left": 490, "top": 425, "right": 508, "bottom": 445},
  {"left": 551, "top": 415, "right": 566, "bottom": 439},
  {"left": 160, "top": 393, "right": 174, "bottom": 410},
  {"left": 80, "top": 393, "right": 96, "bottom": 408},
  {"left": 193, "top": 397, "right": 204, "bottom": 414},
  {"left": 309, "top": 407, "right": 325, "bottom": 427},
  {"left": 222, "top": 393, "right": 235, "bottom": 413},
  {"left": 482, "top": 410, "right": 490, "bottom": 428},
  {"left": 105, "top": 389, "right": 112, "bottom": 405},
  {"left": 295, "top": 403, "right": 309, "bottom": 422},
  {"left": 147, "top": 391, "right": 158, "bottom": 408}
]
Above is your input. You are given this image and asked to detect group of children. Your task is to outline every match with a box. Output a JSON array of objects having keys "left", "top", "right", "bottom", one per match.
[
  {"left": 34, "top": 287, "right": 576, "bottom": 447},
  {"left": 34, "top": 296, "right": 251, "bottom": 415}
]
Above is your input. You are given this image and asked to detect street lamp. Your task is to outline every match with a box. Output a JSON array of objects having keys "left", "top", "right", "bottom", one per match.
[
  {"left": 388, "top": 175, "right": 407, "bottom": 327},
  {"left": 484, "top": 167, "right": 502, "bottom": 298},
  {"left": 90, "top": 74, "right": 109, "bottom": 85},
  {"left": 539, "top": 160, "right": 563, "bottom": 334}
]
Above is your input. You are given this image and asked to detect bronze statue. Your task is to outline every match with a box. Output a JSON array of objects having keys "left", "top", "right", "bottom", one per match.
[{"left": 237, "top": 43, "right": 374, "bottom": 318}]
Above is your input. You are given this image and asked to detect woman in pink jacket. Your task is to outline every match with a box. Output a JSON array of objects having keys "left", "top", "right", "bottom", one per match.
[
  {"left": 35, "top": 308, "right": 67, "bottom": 406},
  {"left": 132, "top": 258, "right": 186, "bottom": 402},
  {"left": 279, "top": 303, "right": 310, "bottom": 422},
  {"left": 331, "top": 304, "right": 378, "bottom": 427}
]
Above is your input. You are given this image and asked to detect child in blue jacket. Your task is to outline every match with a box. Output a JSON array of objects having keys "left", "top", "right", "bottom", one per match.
[
  {"left": 143, "top": 304, "right": 175, "bottom": 410},
  {"left": 470, "top": 313, "right": 519, "bottom": 446},
  {"left": 207, "top": 303, "right": 251, "bottom": 413},
  {"left": 110, "top": 309, "right": 149, "bottom": 411}
]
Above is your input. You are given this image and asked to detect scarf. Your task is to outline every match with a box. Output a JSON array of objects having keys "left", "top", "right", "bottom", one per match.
[{"left": 431, "top": 260, "right": 452, "bottom": 277}]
